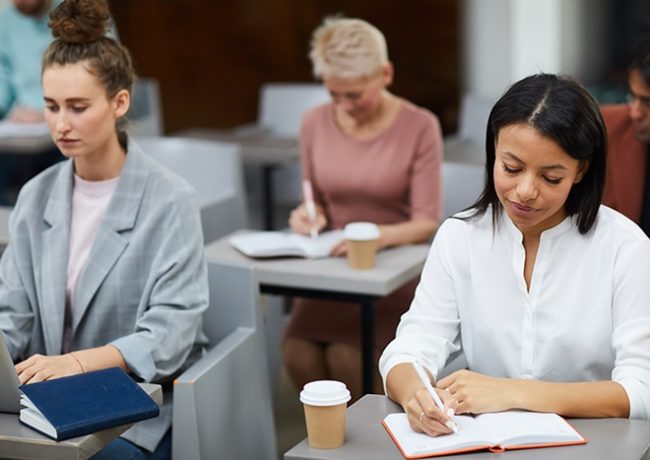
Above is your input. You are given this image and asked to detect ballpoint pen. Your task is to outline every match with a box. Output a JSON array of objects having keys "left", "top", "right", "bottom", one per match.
[
  {"left": 302, "top": 179, "right": 319, "bottom": 239},
  {"left": 412, "top": 361, "right": 459, "bottom": 433}
]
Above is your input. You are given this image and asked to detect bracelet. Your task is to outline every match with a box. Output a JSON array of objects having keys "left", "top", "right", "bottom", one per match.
[{"left": 69, "top": 352, "right": 85, "bottom": 373}]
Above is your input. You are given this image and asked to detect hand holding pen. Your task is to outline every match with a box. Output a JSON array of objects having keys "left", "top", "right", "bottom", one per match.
[
  {"left": 301, "top": 180, "right": 321, "bottom": 239},
  {"left": 412, "top": 361, "right": 459, "bottom": 434}
]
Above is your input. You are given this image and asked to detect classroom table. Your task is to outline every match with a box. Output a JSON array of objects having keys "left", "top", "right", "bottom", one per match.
[
  {"left": 178, "top": 127, "right": 299, "bottom": 230},
  {"left": 285, "top": 394, "right": 650, "bottom": 460},
  {"left": 0, "top": 383, "right": 162, "bottom": 460},
  {"left": 205, "top": 232, "right": 430, "bottom": 395}
]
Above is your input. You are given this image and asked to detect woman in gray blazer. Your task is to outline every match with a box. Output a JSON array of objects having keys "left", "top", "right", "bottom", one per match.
[{"left": 0, "top": 1, "right": 208, "bottom": 457}]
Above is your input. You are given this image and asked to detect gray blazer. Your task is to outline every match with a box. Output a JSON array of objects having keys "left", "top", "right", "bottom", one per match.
[{"left": 0, "top": 142, "right": 208, "bottom": 450}]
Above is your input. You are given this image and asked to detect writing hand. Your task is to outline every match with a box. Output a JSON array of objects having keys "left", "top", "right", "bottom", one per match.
[
  {"left": 7, "top": 106, "right": 44, "bottom": 123},
  {"left": 436, "top": 369, "right": 513, "bottom": 414},
  {"left": 15, "top": 353, "right": 83, "bottom": 384},
  {"left": 288, "top": 203, "right": 327, "bottom": 235},
  {"left": 405, "top": 387, "right": 457, "bottom": 437}
]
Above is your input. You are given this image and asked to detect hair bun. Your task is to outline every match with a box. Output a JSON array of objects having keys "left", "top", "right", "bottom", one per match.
[{"left": 49, "top": 0, "right": 111, "bottom": 44}]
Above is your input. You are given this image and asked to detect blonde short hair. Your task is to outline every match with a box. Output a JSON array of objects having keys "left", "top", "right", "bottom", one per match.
[{"left": 309, "top": 17, "right": 388, "bottom": 80}]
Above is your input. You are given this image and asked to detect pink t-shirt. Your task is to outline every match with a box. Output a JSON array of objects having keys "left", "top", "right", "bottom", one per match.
[
  {"left": 62, "top": 174, "right": 119, "bottom": 352},
  {"left": 300, "top": 100, "right": 443, "bottom": 229}
]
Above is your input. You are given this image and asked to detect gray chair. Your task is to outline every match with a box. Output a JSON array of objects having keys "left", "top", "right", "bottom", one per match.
[
  {"left": 258, "top": 83, "right": 330, "bottom": 137},
  {"left": 441, "top": 161, "right": 485, "bottom": 218},
  {"left": 257, "top": 83, "right": 330, "bottom": 204},
  {"left": 134, "top": 136, "right": 248, "bottom": 244},
  {"left": 172, "top": 260, "right": 277, "bottom": 460},
  {"left": 443, "top": 92, "right": 493, "bottom": 164},
  {"left": 127, "top": 78, "right": 164, "bottom": 136}
]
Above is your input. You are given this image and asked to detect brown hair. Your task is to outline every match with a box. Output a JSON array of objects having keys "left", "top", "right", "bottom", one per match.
[{"left": 43, "top": 0, "right": 136, "bottom": 151}]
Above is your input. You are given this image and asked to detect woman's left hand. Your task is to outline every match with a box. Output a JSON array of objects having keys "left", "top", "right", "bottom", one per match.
[
  {"left": 436, "top": 369, "right": 516, "bottom": 414},
  {"left": 15, "top": 354, "right": 82, "bottom": 384}
]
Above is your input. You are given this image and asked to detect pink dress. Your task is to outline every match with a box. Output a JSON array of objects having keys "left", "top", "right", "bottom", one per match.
[{"left": 284, "top": 100, "right": 443, "bottom": 353}]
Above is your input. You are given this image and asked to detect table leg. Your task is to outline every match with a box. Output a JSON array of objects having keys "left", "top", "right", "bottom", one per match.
[
  {"left": 360, "top": 296, "right": 375, "bottom": 395},
  {"left": 262, "top": 165, "right": 274, "bottom": 230}
]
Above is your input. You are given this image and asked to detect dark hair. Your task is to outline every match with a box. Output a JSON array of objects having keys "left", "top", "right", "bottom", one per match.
[
  {"left": 42, "top": 0, "right": 136, "bottom": 151},
  {"left": 629, "top": 39, "right": 650, "bottom": 87},
  {"left": 463, "top": 73, "right": 607, "bottom": 234}
]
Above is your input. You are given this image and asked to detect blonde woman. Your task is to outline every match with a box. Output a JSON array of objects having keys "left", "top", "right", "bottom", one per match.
[{"left": 284, "top": 17, "right": 443, "bottom": 400}]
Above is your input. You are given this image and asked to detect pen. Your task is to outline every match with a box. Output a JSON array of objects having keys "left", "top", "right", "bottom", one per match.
[
  {"left": 412, "top": 361, "right": 459, "bottom": 433},
  {"left": 302, "top": 180, "right": 319, "bottom": 239}
]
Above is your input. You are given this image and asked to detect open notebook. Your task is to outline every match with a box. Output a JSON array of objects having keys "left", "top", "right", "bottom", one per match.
[
  {"left": 229, "top": 230, "right": 344, "bottom": 259},
  {"left": 383, "top": 411, "right": 586, "bottom": 459}
]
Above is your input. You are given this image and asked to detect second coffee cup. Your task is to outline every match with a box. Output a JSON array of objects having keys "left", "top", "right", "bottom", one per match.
[
  {"left": 344, "top": 222, "right": 380, "bottom": 269},
  {"left": 300, "top": 380, "right": 351, "bottom": 449}
]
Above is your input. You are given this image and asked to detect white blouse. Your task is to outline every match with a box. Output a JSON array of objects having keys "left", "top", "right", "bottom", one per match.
[{"left": 379, "top": 205, "right": 650, "bottom": 419}]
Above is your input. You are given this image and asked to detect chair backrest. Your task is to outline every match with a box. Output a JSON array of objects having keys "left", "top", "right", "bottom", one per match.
[
  {"left": 173, "top": 260, "right": 276, "bottom": 460},
  {"left": 442, "top": 161, "right": 485, "bottom": 218},
  {"left": 457, "top": 92, "right": 494, "bottom": 145},
  {"left": 203, "top": 259, "right": 258, "bottom": 344},
  {"left": 133, "top": 136, "right": 248, "bottom": 243},
  {"left": 258, "top": 83, "right": 330, "bottom": 137},
  {"left": 127, "top": 78, "right": 164, "bottom": 136}
]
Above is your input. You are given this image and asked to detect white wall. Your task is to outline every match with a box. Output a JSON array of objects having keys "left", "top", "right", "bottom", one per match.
[{"left": 462, "top": 0, "right": 609, "bottom": 101}]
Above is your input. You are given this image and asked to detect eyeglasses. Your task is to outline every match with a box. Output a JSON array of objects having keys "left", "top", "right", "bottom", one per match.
[{"left": 625, "top": 91, "right": 650, "bottom": 110}]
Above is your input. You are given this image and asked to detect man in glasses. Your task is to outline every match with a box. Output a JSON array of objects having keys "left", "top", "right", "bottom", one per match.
[{"left": 602, "top": 40, "right": 650, "bottom": 235}]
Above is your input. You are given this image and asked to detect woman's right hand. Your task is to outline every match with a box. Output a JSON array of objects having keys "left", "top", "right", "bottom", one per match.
[
  {"left": 405, "top": 387, "right": 458, "bottom": 437},
  {"left": 289, "top": 203, "right": 328, "bottom": 235}
]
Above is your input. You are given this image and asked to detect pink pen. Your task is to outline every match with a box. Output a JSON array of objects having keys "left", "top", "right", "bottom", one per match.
[{"left": 302, "top": 180, "right": 319, "bottom": 239}]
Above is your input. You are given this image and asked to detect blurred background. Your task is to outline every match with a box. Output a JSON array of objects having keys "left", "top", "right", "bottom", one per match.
[{"left": 105, "top": 0, "right": 650, "bottom": 136}]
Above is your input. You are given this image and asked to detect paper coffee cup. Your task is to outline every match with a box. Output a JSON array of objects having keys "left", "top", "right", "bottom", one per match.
[
  {"left": 300, "top": 380, "right": 351, "bottom": 449},
  {"left": 344, "top": 222, "right": 380, "bottom": 269}
]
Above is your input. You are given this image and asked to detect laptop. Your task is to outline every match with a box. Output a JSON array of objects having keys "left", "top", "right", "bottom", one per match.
[{"left": 0, "top": 332, "right": 21, "bottom": 413}]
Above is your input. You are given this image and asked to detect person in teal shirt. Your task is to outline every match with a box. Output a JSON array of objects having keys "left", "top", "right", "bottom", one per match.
[{"left": 0, "top": 0, "right": 63, "bottom": 122}]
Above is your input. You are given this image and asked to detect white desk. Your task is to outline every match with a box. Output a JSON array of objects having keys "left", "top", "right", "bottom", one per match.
[
  {"left": 205, "top": 232, "right": 429, "bottom": 394},
  {"left": 179, "top": 127, "right": 299, "bottom": 230},
  {"left": 285, "top": 394, "right": 650, "bottom": 460},
  {"left": 0, "top": 383, "right": 162, "bottom": 460}
]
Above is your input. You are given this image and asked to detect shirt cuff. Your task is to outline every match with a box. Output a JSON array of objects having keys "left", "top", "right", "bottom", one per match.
[
  {"left": 615, "top": 376, "right": 650, "bottom": 419},
  {"left": 110, "top": 335, "right": 157, "bottom": 382}
]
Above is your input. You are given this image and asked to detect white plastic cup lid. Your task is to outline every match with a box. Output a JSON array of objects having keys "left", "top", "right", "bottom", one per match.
[
  {"left": 299, "top": 380, "right": 351, "bottom": 407},
  {"left": 344, "top": 222, "right": 380, "bottom": 241}
]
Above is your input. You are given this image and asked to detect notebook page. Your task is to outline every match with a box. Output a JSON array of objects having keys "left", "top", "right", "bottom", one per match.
[
  {"left": 289, "top": 230, "right": 344, "bottom": 258},
  {"left": 383, "top": 413, "right": 493, "bottom": 456},
  {"left": 230, "top": 232, "right": 302, "bottom": 257},
  {"left": 476, "top": 411, "right": 583, "bottom": 446}
]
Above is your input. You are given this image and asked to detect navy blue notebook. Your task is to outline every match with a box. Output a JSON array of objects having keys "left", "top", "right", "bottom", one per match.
[{"left": 19, "top": 367, "right": 160, "bottom": 440}]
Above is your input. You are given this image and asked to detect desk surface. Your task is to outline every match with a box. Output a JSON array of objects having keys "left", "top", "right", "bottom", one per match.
[
  {"left": 0, "top": 383, "right": 162, "bottom": 460},
  {"left": 285, "top": 394, "right": 650, "bottom": 460},
  {"left": 178, "top": 127, "right": 299, "bottom": 166},
  {"left": 205, "top": 232, "right": 429, "bottom": 297}
]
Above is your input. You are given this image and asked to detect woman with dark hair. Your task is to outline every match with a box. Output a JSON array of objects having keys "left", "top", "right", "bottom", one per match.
[
  {"left": 379, "top": 74, "right": 650, "bottom": 437},
  {"left": 0, "top": 0, "right": 208, "bottom": 457}
]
